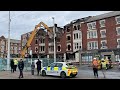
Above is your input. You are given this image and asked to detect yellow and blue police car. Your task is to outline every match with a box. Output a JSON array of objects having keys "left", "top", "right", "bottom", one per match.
[{"left": 41, "top": 62, "right": 78, "bottom": 78}]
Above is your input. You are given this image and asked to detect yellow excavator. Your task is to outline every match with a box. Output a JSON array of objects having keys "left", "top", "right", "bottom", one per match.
[{"left": 20, "top": 21, "right": 53, "bottom": 58}]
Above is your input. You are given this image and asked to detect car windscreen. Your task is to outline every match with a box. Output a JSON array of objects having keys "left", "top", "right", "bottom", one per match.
[{"left": 66, "top": 63, "right": 73, "bottom": 66}]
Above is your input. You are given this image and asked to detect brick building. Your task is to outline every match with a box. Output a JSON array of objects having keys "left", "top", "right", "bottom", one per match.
[
  {"left": 0, "top": 36, "right": 21, "bottom": 58},
  {"left": 21, "top": 25, "right": 65, "bottom": 59},
  {"left": 21, "top": 11, "right": 120, "bottom": 62}
]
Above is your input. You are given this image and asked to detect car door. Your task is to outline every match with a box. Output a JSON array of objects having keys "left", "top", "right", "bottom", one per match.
[
  {"left": 47, "top": 63, "right": 56, "bottom": 75},
  {"left": 56, "top": 63, "right": 63, "bottom": 76}
]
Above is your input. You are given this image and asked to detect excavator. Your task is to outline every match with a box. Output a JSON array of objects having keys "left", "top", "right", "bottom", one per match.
[{"left": 20, "top": 21, "right": 53, "bottom": 58}]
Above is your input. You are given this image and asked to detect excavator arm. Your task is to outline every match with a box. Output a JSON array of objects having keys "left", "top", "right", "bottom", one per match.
[{"left": 21, "top": 22, "right": 53, "bottom": 58}]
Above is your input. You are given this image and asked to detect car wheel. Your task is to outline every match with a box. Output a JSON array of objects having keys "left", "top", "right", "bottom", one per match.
[
  {"left": 60, "top": 71, "right": 66, "bottom": 78},
  {"left": 42, "top": 70, "right": 46, "bottom": 76}
]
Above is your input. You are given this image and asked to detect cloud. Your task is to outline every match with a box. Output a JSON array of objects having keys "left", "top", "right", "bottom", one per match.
[{"left": 0, "top": 11, "right": 111, "bottom": 40}]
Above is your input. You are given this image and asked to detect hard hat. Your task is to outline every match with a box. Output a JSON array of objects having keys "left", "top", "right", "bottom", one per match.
[
  {"left": 101, "top": 58, "right": 104, "bottom": 60},
  {"left": 93, "top": 58, "right": 97, "bottom": 60}
]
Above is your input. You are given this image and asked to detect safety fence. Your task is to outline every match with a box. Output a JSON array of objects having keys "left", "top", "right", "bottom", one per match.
[{"left": 0, "top": 58, "right": 62, "bottom": 71}]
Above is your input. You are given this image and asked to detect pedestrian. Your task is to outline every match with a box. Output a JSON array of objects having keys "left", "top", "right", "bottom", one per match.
[
  {"left": 14, "top": 59, "right": 18, "bottom": 71},
  {"left": 18, "top": 59, "right": 24, "bottom": 79},
  {"left": 31, "top": 62, "right": 35, "bottom": 75},
  {"left": 92, "top": 58, "right": 99, "bottom": 78},
  {"left": 10, "top": 59, "right": 14, "bottom": 73},
  {"left": 36, "top": 59, "right": 41, "bottom": 75}
]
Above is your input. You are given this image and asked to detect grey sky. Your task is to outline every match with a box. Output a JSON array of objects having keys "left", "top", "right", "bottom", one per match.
[{"left": 0, "top": 11, "right": 111, "bottom": 40}]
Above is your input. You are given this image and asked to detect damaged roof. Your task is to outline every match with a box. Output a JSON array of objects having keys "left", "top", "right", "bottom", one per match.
[{"left": 86, "top": 11, "right": 120, "bottom": 23}]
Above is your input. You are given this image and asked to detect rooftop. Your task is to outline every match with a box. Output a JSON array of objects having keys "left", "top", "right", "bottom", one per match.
[{"left": 86, "top": 11, "right": 120, "bottom": 22}]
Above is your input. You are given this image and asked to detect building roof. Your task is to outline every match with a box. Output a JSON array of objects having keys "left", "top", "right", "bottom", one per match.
[
  {"left": 86, "top": 11, "right": 120, "bottom": 23},
  {"left": 5, "top": 38, "right": 20, "bottom": 43}
]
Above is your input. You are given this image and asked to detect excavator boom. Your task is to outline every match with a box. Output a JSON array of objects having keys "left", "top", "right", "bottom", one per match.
[{"left": 21, "top": 22, "right": 53, "bottom": 58}]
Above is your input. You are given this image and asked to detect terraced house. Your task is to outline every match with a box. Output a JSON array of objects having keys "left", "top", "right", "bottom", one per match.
[{"left": 21, "top": 11, "right": 120, "bottom": 63}]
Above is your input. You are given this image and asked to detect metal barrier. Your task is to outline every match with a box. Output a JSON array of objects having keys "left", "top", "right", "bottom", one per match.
[{"left": 0, "top": 58, "right": 61, "bottom": 71}]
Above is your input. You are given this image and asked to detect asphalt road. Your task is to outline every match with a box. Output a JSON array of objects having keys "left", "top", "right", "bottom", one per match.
[{"left": 0, "top": 65, "right": 120, "bottom": 79}]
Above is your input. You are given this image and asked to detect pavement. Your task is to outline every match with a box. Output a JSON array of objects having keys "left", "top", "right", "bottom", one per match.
[{"left": 0, "top": 65, "right": 120, "bottom": 79}]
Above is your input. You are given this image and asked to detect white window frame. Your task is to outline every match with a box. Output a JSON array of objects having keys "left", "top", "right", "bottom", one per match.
[
  {"left": 99, "top": 19, "right": 105, "bottom": 28},
  {"left": 57, "top": 45, "right": 61, "bottom": 52},
  {"left": 49, "top": 46, "right": 54, "bottom": 52},
  {"left": 117, "top": 38, "right": 120, "bottom": 48},
  {"left": 66, "top": 43, "right": 71, "bottom": 51},
  {"left": 66, "top": 34, "right": 71, "bottom": 41},
  {"left": 87, "top": 22, "right": 96, "bottom": 30},
  {"left": 116, "top": 27, "right": 120, "bottom": 35},
  {"left": 35, "top": 47, "right": 38, "bottom": 53},
  {"left": 101, "top": 40, "right": 107, "bottom": 48},
  {"left": 40, "top": 46, "right": 45, "bottom": 52},
  {"left": 87, "top": 41, "right": 98, "bottom": 50},
  {"left": 116, "top": 16, "right": 120, "bottom": 24},
  {"left": 87, "top": 30, "right": 97, "bottom": 39},
  {"left": 100, "top": 29, "right": 106, "bottom": 38}
]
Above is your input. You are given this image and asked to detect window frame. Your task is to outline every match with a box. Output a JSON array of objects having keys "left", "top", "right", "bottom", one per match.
[{"left": 99, "top": 19, "right": 105, "bottom": 28}]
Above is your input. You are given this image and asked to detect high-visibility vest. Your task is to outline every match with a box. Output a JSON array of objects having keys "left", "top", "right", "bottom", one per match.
[
  {"left": 92, "top": 60, "right": 98, "bottom": 66},
  {"left": 14, "top": 60, "right": 18, "bottom": 65},
  {"left": 102, "top": 62, "right": 106, "bottom": 68}
]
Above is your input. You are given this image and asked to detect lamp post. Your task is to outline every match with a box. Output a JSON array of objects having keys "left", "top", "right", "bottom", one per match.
[
  {"left": 52, "top": 17, "right": 56, "bottom": 62},
  {"left": 7, "top": 11, "right": 11, "bottom": 70}
]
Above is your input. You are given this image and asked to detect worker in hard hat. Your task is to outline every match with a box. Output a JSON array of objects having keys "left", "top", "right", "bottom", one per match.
[{"left": 92, "top": 58, "right": 99, "bottom": 78}]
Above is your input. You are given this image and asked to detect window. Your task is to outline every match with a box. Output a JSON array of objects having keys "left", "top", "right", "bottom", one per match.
[
  {"left": 87, "top": 31, "right": 97, "bottom": 39},
  {"left": 40, "top": 46, "right": 45, "bottom": 51},
  {"left": 74, "top": 33, "right": 81, "bottom": 40},
  {"left": 35, "top": 47, "right": 38, "bottom": 52},
  {"left": 87, "top": 22, "right": 96, "bottom": 30},
  {"left": 77, "top": 25, "right": 80, "bottom": 30},
  {"left": 100, "top": 20, "right": 105, "bottom": 27},
  {"left": 74, "top": 43, "right": 76, "bottom": 49},
  {"left": 49, "top": 46, "right": 54, "bottom": 52},
  {"left": 116, "top": 27, "right": 120, "bottom": 35},
  {"left": 67, "top": 27, "right": 70, "bottom": 32},
  {"left": 74, "top": 34, "right": 76, "bottom": 39},
  {"left": 100, "top": 30, "right": 106, "bottom": 38},
  {"left": 76, "top": 33, "right": 78, "bottom": 39},
  {"left": 74, "top": 42, "right": 81, "bottom": 50},
  {"left": 101, "top": 40, "right": 107, "bottom": 47},
  {"left": 40, "top": 39, "right": 45, "bottom": 43},
  {"left": 35, "top": 39, "right": 38, "bottom": 44},
  {"left": 74, "top": 26, "right": 77, "bottom": 30},
  {"left": 56, "top": 63, "right": 63, "bottom": 67},
  {"left": 68, "top": 45, "right": 71, "bottom": 50},
  {"left": 57, "top": 46, "right": 61, "bottom": 51},
  {"left": 79, "top": 32, "right": 81, "bottom": 39},
  {"left": 117, "top": 39, "right": 120, "bottom": 48},
  {"left": 88, "top": 41, "right": 98, "bottom": 50},
  {"left": 76, "top": 43, "right": 78, "bottom": 49},
  {"left": 50, "top": 63, "right": 56, "bottom": 67},
  {"left": 116, "top": 16, "right": 120, "bottom": 24},
  {"left": 67, "top": 36, "right": 71, "bottom": 41}
]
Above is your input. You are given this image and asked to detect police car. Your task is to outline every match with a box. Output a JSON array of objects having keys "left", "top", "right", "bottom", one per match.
[{"left": 41, "top": 62, "right": 78, "bottom": 78}]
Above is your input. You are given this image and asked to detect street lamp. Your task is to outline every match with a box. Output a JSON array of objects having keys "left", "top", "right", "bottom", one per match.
[
  {"left": 7, "top": 11, "right": 11, "bottom": 70},
  {"left": 52, "top": 17, "right": 56, "bottom": 62}
]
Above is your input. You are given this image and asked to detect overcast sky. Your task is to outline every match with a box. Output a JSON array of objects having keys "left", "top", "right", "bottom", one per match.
[{"left": 0, "top": 11, "right": 111, "bottom": 40}]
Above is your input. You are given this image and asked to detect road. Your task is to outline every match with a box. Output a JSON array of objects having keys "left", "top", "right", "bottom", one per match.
[{"left": 0, "top": 65, "right": 120, "bottom": 79}]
